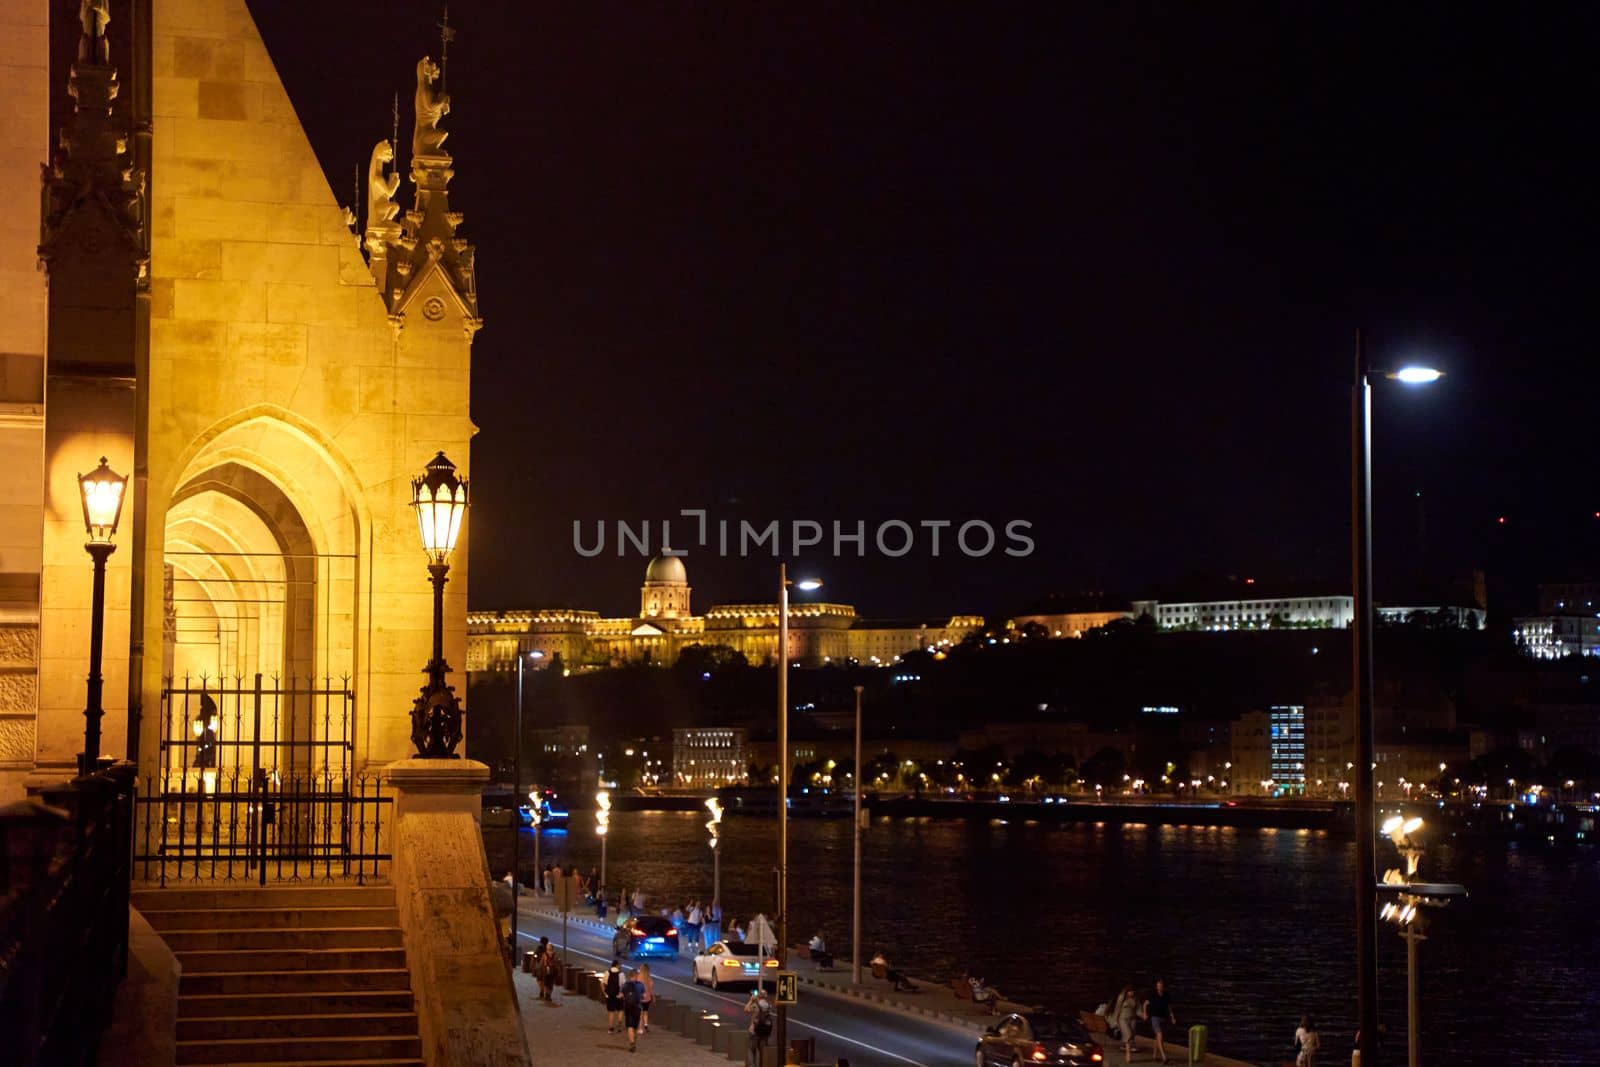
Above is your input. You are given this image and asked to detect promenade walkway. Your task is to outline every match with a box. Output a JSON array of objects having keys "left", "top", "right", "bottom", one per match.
[{"left": 514, "top": 965, "right": 732, "bottom": 1067}]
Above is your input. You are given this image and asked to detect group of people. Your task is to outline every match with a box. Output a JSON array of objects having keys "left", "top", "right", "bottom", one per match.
[
  {"left": 527, "top": 936, "right": 564, "bottom": 1003},
  {"left": 621, "top": 889, "right": 729, "bottom": 952},
  {"left": 1100, "top": 980, "right": 1177, "bottom": 1064},
  {"left": 602, "top": 957, "right": 657, "bottom": 1053}
]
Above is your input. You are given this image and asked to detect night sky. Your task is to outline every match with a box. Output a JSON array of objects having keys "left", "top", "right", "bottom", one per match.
[{"left": 252, "top": 2, "right": 1599, "bottom": 620}]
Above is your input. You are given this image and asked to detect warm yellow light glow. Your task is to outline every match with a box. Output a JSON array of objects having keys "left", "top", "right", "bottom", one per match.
[
  {"left": 412, "top": 451, "right": 469, "bottom": 563},
  {"left": 79, "top": 457, "right": 128, "bottom": 545}
]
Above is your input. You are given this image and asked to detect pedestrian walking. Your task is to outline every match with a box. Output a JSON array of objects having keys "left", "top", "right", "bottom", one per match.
[
  {"left": 632, "top": 886, "right": 647, "bottom": 915},
  {"left": 1142, "top": 980, "right": 1176, "bottom": 1064},
  {"left": 540, "top": 940, "right": 560, "bottom": 1004},
  {"left": 638, "top": 963, "right": 655, "bottom": 1033},
  {"left": 687, "top": 899, "right": 704, "bottom": 953},
  {"left": 605, "top": 958, "right": 624, "bottom": 1033},
  {"left": 623, "top": 968, "right": 646, "bottom": 1051},
  {"left": 1294, "top": 1015, "right": 1320, "bottom": 1066},
  {"left": 1113, "top": 984, "right": 1140, "bottom": 1063},
  {"left": 533, "top": 937, "right": 551, "bottom": 1000},
  {"left": 705, "top": 898, "right": 722, "bottom": 946},
  {"left": 744, "top": 988, "right": 774, "bottom": 1067}
]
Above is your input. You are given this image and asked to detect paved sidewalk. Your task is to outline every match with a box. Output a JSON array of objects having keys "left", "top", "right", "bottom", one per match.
[{"left": 514, "top": 966, "right": 732, "bottom": 1067}]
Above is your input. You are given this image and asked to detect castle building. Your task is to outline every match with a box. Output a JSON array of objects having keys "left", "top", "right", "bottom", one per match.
[{"left": 467, "top": 554, "right": 984, "bottom": 671}]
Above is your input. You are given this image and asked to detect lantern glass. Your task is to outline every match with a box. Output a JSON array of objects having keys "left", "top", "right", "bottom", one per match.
[
  {"left": 411, "top": 452, "right": 469, "bottom": 563},
  {"left": 79, "top": 457, "right": 127, "bottom": 545}
]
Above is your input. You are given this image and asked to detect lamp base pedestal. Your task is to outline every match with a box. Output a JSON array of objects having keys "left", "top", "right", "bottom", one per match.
[{"left": 382, "top": 757, "right": 530, "bottom": 1067}]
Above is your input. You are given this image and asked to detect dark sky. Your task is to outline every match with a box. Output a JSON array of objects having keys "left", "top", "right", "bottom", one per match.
[{"left": 252, "top": 2, "right": 1599, "bottom": 620}]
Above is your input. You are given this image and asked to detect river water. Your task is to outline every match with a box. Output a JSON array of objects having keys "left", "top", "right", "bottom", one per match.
[{"left": 485, "top": 810, "right": 1599, "bottom": 1066}]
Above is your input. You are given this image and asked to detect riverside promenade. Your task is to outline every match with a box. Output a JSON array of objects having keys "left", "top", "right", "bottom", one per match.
[
  {"left": 514, "top": 965, "right": 733, "bottom": 1067},
  {"left": 515, "top": 896, "right": 1258, "bottom": 1066}
]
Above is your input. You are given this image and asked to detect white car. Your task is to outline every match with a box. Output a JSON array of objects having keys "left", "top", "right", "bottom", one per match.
[{"left": 692, "top": 940, "right": 779, "bottom": 990}]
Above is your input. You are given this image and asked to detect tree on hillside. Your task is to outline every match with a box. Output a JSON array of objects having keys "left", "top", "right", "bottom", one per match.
[{"left": 1078, "top": 746, "right": 1126, "bottom": 787}]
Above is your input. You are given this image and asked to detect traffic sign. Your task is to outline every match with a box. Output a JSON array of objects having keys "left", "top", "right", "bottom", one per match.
[
  {"left": 554, "top": 872, "right": 582, "bottom": 914},
  {"left": 776, "top": 971, "right": 798, "bottom": 1005}
]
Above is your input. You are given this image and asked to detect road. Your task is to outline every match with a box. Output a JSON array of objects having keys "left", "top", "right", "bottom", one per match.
[{"left": 514, "top": 902, "right": 976, "bottom": 1067}]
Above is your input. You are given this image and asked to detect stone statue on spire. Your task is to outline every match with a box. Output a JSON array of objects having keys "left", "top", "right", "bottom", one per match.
[
  {"left": 367, "top": 140, "right": 400, "bottom": 224},
  {"left": 412, "top": 56, "right": 450, "bottom": 159},
  {"left": 78, "top": 0, "right": 111, "bottom": 63}
]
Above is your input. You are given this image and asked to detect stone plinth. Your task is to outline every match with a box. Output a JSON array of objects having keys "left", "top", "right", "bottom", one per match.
[{"left": 383, "top": 758, "right": 530, "bottom": 1067}]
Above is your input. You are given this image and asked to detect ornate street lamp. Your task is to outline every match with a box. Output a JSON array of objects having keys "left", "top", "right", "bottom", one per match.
[
  {"left": 409, "top": 451, "right": 468, "bottom": 758},
  {"left": 77, "top": 456, "right": 127, "bottom": 775}
]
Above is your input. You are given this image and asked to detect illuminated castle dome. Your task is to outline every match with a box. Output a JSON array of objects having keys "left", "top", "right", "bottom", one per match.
[{"left": 641, "top": 552, "right": 691, "bottom": 618}]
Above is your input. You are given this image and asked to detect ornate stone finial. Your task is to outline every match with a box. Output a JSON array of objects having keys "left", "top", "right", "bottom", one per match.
[
  {"left": 412, "top": 56, "right": 450, "bottom": 160},
  {"left": 78, "top": 0, "right": 110, "bottom": 64}
]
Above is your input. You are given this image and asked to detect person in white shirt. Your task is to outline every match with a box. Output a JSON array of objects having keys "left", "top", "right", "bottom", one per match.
[{"left": 1294, "top": 1015, "right": 1320, "bottom": 1066}]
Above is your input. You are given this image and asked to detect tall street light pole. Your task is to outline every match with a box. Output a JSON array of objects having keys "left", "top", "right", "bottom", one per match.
[
  {"left": 77, "top": 458, "right": 128, "bottom": 776},
  {"left": 1351, "top": 335, "right": 1442, "bottom": 1066},
  {"left": 851, "top": 684, "right": 864, "bottom": 985},
  {"left": 512, "top": 648, "right": 545, "bottom": 950},
  {"left": 409, "top": 452, "right": 469, "bottom": 759},
  {"left": 776, "top": 564, "right": 821, "bottom": 1061}
]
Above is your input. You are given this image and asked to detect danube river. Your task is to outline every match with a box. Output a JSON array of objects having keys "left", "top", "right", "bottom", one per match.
[{"left": 485, "top": 809, "right": 1598, "bottom": 1066}]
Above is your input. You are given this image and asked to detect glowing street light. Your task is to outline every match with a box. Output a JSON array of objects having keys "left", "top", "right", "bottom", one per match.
[
  {"left": 595, "top": 788, "right": 611, "bottom": 900},
  {"left": 409, "top": 452, "right": 469, "bottom": 757},
  {"left": 76, "top": 457, "right": 127, "bottom": 774},
  {"left": 1378, "top": 815, "right": 1466, "bottom": 1067},
  {"left": 1352, "top": 336, "right": 1443, "bottom": 1064},
  {"left": 705, "top": 796, "right": 723, "bottom": 907},
  {"left": 775, "top": 564, "right": 820, "bottom": 1054}
]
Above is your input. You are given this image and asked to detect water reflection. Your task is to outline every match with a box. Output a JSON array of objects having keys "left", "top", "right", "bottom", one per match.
[{"left": 484, "top": 810, "right": 1597, "bottom": 1065}]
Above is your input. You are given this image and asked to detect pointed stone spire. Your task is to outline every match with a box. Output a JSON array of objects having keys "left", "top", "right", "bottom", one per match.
[
  {"left": 39, "top": 0, "right": 146, "bottom": 283},
  {"left": 367, "top": 50, "right": 479, "bottom": 336}
]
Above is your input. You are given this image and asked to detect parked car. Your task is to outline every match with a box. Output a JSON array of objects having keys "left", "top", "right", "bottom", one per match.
[
  {"left": 612, "top": 916, "right": 679, "bottom": 959},
  {"left": 692, "top": 940, "right": 779, "bottom": 989},
  {"left": 976, "top": 1012, "right": 1103, "bottom": 1067}
]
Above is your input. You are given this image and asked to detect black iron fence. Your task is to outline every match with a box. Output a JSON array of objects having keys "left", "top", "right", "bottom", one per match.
[
  {"left": 133, "top": 675, "right": 390, "bottom": 884},
  {"left": 0, "top": 761, "right": 136, "bottom": 1067}
]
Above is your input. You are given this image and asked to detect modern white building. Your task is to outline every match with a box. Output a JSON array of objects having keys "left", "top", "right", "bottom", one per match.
[{"left": 1133, "top": 595, "right": 1355, "bottom": 631}]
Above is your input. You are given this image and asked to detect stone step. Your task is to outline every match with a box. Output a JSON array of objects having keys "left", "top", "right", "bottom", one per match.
[
  {"left": 162, "top": 926, "right": 404, "bottom": 952},
  {"left": 177, "top": 1011, "right": 419, "bottom": 1042},
  {"left": 181, "top": 968, "right": 413, "bottom": 997},
  {"left": 178, "top": 990, "right": 415, "bottom": 1018},
  {"left": 175, "top": 1035, "right": 422, "bottom": 1065},
  {"left": 142, "top": 906, "right": 400, "bottom": 931},
  {"left": 176, "top": 947, "right": 407, "bottom": 973},
  {"left": 133, "top": 885, "right": 394, "bottom": 911},
  {"left": 201, "top": 1062, "right": 421, "bottom": 1067}
]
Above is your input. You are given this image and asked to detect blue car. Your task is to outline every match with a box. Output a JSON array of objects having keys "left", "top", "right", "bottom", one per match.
[{"left": 613, "top": 916, "right": 679, "bottom": 959}]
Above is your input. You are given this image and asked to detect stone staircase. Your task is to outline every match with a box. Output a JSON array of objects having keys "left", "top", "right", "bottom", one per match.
[{"left": 132, "top": 884, "right": 422, "bottom": 1066}]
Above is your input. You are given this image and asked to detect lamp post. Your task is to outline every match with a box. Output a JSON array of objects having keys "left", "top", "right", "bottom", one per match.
[
  {"left": 851, "top": 684, "right": 864, "bottom": 984},
  {"left": 776, "top": 564, "right": 821, "bottom": 1059},
  {"left": 705, "top": 796, "right": 722, "bottom": 907},
  {"left": 512, "top": 648, "right": 545, "bottom": 949},
  {"left": 1352, "top": 337, "right": 1441, "bottom": 1065},
  {"left": 77, "top": 457, "right": 127, "bottom": 776},
  {"left": 409, "top": 452, "right": 469, "bottom": 758},
  {"left": 1378, "top": 815, "right": 1465, "bottom": 1067},
  {"left": 596, "top": 788, "right": 611, "bottom": 900}
]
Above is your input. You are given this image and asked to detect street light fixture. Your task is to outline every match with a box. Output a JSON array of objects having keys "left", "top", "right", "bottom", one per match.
[
  {"left": 409, "top": 452, "right": 469, "bottom": 758},
  {"left": 1352, "top": 333, "right": 1441, "bottom": 1066},
  {"left": 705, "top": 796, "right": 723, "bottom": 908},
  {"left": 1377, "top": 815, "right": 1465, "bottom": 1067},
  {"left": 510, "top": 648, "right": 545, "bottom": 949},
  {"left": 776, "top": 564, "right": 820, "bottom": 1057},
  {"left": 596, "top": 788, "right": 611, "bottom": 900},
  {"left": 77, "top": 457, "right": 127, "bottom": 775}
]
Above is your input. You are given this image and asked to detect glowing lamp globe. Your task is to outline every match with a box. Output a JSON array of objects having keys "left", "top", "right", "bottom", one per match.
[
  {"left": 412, "top": 451, "right": 468, "bottom": 564},
  {"left": 79, "top": 457, "right": 128, "bottom": 546}
]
